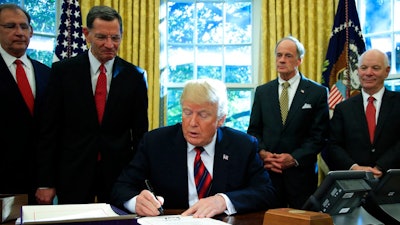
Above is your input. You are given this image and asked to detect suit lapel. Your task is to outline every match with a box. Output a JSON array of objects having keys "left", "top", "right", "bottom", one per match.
[
  {"left": 102, "top": 57, "right": 124, "bottom": 123},
  {"left": 211, "top": 128, "right": 230, "bottom": 195},
  {"left": 351, "top": 94, "right": 371, "bottom": 142},
  {"left": 375, "top": 90, "right": 394, "bottom": 142},
  {"left": 285, "top": 75, "right": 308, "bottom": 126}
]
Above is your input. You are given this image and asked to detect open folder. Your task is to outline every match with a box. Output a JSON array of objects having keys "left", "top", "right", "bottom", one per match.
[{"left": 21, "top": 203, "right": 137, "bottom": 224}]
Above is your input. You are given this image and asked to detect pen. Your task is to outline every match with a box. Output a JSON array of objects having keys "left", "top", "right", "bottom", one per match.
[{"left": 145, "top": 179, "right": 164, "bottom": 215}]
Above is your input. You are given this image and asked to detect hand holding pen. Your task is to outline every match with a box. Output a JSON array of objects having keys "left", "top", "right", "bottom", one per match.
[{"left": 145, "top": 179, "right": 164, "bottom": 215}]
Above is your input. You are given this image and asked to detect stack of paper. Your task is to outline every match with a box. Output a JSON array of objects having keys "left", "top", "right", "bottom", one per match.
[{"left": 21, "top": 203, "right": 137, "bottom": 224}]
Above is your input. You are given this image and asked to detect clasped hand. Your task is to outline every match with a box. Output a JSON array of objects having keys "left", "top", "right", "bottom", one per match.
[{"left": 259, "top": 150, "right": 296, "bottom": 173}]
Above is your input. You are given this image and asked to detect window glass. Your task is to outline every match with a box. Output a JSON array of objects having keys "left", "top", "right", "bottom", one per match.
[
  {"left": 2, "top": 0, "right": 58, "bottom": 66},
  {"left": 359, "top": 0, "right": 400, "bottom": 75},
  {"left": 161, "top": 0, "right": 255, "bottom": 132}
]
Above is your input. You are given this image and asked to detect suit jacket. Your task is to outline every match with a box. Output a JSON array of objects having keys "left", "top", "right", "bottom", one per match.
[
  {"left": 247, "top": 74, "right": 329, "bottom": 208},
  {"left": 111, "top": 123, "right": 278, "bottom": 213},
  {"left": 36, "top": 52, "right": 148, "bottom": 204},
  {"left": 326, "top": 90, "right": 400, "bottom": 172},
  {"left": 0, "top": 55, "right": 50, "bottom": 203}
]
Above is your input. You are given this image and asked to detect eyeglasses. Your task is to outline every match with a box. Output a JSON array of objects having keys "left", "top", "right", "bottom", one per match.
[
  {"left": 0, "top": 23, "right": 30, "bottom": 30},
  {"left": 94, "top": 34, "right": 121, "bottom": 43}
]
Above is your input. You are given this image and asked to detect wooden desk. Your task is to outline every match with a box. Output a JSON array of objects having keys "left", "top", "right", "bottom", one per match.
[
  {"left": 165, "top": 209, "right": 265, "bottom": 225},
  {"left": 1, "top": 210, "right": 265, "bottom": 225}
]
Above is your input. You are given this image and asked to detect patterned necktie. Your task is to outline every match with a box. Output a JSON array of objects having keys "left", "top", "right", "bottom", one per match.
[
  {"left": 194, "top": 147, "right": 212, "bottom": 199},
  {"left": 280, "top": 81, "right": 290, "bottom": 124},
  {"left": 15, "top": 59, "right": 34, "bottom": 115},
  {"left": 95, "top": 64, "right": 107, "bottom": 124},
  {"left": 366, "top": 96, "right": 376, "bottom": 143}
]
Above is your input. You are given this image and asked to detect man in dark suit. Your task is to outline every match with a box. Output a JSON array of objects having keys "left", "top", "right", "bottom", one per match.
[
  {"left": 0, "top": 4, "right": 50, "bottom": 204},
  {"left": 35, "top": 6, "right": 148, "bottom": 204},
  {"left": 111, "top": 78, "right": 277, "bottom": 218},
  {"left": 325, "top": 49, "right": 400, "bottom": 177},
  {"left": 247, "top": 36, "right": 329, "bottom": 209}
]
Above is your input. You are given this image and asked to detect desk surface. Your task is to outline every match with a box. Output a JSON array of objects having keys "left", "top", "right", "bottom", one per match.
[
  {"left": 1, "top": 210, "right": 265, "bottom": 225},
  {"left": 165, "top": 209, "right": 265, "bottom": 225}
]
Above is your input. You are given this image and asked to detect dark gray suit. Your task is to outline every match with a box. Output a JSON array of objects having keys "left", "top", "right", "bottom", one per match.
[
  {"left": 325, "top": 90, "right": 400, "bottom": 172},
  {"left": 247, "top": 74, "right": 329, "bottom": 209},
  {"left": 36, "top": 52, "right": 148, "bottom": 204},
  {"left": 111, "top": 123, "right": 278, "bottom": 213},
  {"left": 0, "top": 55, "right": 50, "bottom": 204}
]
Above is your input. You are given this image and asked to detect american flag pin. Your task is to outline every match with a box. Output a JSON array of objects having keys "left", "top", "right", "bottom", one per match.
[{"left": 223, "top": 154, "right": 229, "bottom": 160}]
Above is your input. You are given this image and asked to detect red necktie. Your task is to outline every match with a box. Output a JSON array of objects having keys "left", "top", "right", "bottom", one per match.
[
  {"left": 15, "top": 59, "right": 34, "bottom": 115},
  {"left": 95, "top": 64, "right": 107, "bottom": 124},
  {"left": 366, "top": 96, "right": 376, "bottom": 143},
  {"left": 194, "top": 147, "right": 212, "bottom": 199}
]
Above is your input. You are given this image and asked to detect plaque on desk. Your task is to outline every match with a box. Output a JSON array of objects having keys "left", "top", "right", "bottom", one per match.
[
  {"left": 0, "top": 194, "right": 28, "bottom": 223},
  {"left": 263, "top": 208, "right": 333, "bottom": 225}
]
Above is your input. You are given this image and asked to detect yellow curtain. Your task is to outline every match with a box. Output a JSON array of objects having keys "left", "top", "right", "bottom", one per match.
[
  {"left": 260, "top": 0, "right": 339, "bottom": 84},
  {"left": 80, "top": 0, "right": 160, "bottom": 130}
]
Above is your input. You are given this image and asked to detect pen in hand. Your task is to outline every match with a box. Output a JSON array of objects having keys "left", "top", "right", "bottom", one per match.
[{"left": 145, "top": 179, "right": 164, "bottom": 215}]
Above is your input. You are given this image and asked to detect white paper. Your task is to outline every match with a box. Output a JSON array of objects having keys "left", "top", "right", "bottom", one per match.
[
  {"left": 137, "top": 215, "right": 229, "bottom": 225},
  {"left": 21, "top": 203, "right": 135, "bottom": 224}
]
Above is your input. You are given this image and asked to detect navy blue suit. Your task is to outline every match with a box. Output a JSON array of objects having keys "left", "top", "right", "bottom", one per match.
[
  {"left": 325, "top": 90, "right": 400, "bottom": 172},
  {"left": 111, "top": 123, "right": 278, "bottom": 213},
  {"left": 0, "top": 55, "right": 50, "bottom": 203},
  {"left": 36, "top": 52, "right": 148, "bottom": 204},
  {"left": 247, "top": 74, "right": 329, "bottom": 209}
]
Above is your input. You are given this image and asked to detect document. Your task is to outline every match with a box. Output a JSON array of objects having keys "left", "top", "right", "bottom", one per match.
[
  {"left": 137, "top": 215, "right": 230, "bottom": 225},
  {"left": 21, "top": 203, "right": 136, "bottom": 224}
]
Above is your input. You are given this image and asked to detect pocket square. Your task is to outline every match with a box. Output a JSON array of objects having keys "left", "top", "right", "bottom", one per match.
[{"left": 302, "top": 103, "right": 312, "bottom": 109}]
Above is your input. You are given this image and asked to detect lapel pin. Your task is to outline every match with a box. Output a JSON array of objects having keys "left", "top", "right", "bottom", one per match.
[
  {"left": 223, "top": 154, "right": 229, "bottom": 160},
  {"left": 301, "top": 89, "right": 304, "bottom": 93}
]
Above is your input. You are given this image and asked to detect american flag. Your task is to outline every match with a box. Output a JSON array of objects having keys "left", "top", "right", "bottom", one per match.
[
  {"left": 321, "top": 0, "right": 365, "bottom": 110},
  {"left": 53, "top": 0, "right": 88, "bottom": 62},
  {"left": 328, "top": 84, "right": 344, "bottom": 110}
]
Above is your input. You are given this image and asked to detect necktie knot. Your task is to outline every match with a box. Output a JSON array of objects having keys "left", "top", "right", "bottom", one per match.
[
  {"left": 195, "top": 146, "right": 204, "bottom": 154},
  {"left": 368, "top": 96, "right": 375, "bottom": 103},
  {"left": 99, "top": 64, "right": 106, "bottom": 74},
  {"left": 282, "top": 81, "right": 290, "bottom": 89},
  {"left": 15, "top": 59, "right": 22, "bottom": 66}
]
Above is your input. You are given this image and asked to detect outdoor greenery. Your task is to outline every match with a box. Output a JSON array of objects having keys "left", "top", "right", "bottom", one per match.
[{"left": 163, "top": 1, "right": 253, "bottom": 132}]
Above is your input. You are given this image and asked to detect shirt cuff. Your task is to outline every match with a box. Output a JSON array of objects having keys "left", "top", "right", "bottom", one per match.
[
  {"left": 216, "top": 193, "right": 237, "bottom": 215},
  {"left": 123, "top": 196, "right": 137, "bottom": 213}
]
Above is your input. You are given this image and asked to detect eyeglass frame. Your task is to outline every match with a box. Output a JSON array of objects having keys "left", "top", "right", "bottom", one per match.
[
  {"left": 93, "top": 33, "right": 122, "bottom": 43},
  {"left": 0, "top": 23, "right": 31, "bottom": 30}
]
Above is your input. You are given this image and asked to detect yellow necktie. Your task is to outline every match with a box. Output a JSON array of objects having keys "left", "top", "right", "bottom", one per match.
[{"left": 280, "top": 82, "right": 290, "bottom": 124}]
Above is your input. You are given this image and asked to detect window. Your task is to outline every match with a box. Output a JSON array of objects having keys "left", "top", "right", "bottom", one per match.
[
  {"left": 1, "top": 0, "right": 58, "bottom": 67},
  {"left": 159, "top": 0, "right": 259, "bottom": 132},
  {"left": 358, "top": 0, "right": 400, "bottom": 75}
]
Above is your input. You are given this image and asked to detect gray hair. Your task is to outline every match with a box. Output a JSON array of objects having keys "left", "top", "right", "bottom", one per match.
[
  {"left": 358, "top": 49, "right": 390, "bottom": 67},
  {"left": 275, "top": 36, "right": 305, "bottom": 59},
  {"left": 86, "top": 5, "right": 123, "bottom": 33},
  {"left": 180, "top": 78, "right": 228, "bottom": 119},
  {"left": 0, "top": 3, "right": 31, "bottom": 24}
]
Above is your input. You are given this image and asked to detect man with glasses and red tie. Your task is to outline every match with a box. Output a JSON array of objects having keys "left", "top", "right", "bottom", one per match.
[
  {"left": 326, "top": 49, "right": 400, "bottom": 178},
  {"left": 0, "top": 3, "right": 50, "bottom": 204},
  {"left": 111, "top": 78, "right": 277, "bottom": 218},
  {"left": 35, "top": 5, "right": 148, "bottom": 205}
]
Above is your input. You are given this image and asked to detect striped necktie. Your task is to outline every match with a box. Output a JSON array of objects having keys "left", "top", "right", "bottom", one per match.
[{"left": 194, "top": 147, "right": 212, "bottom": 199}]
